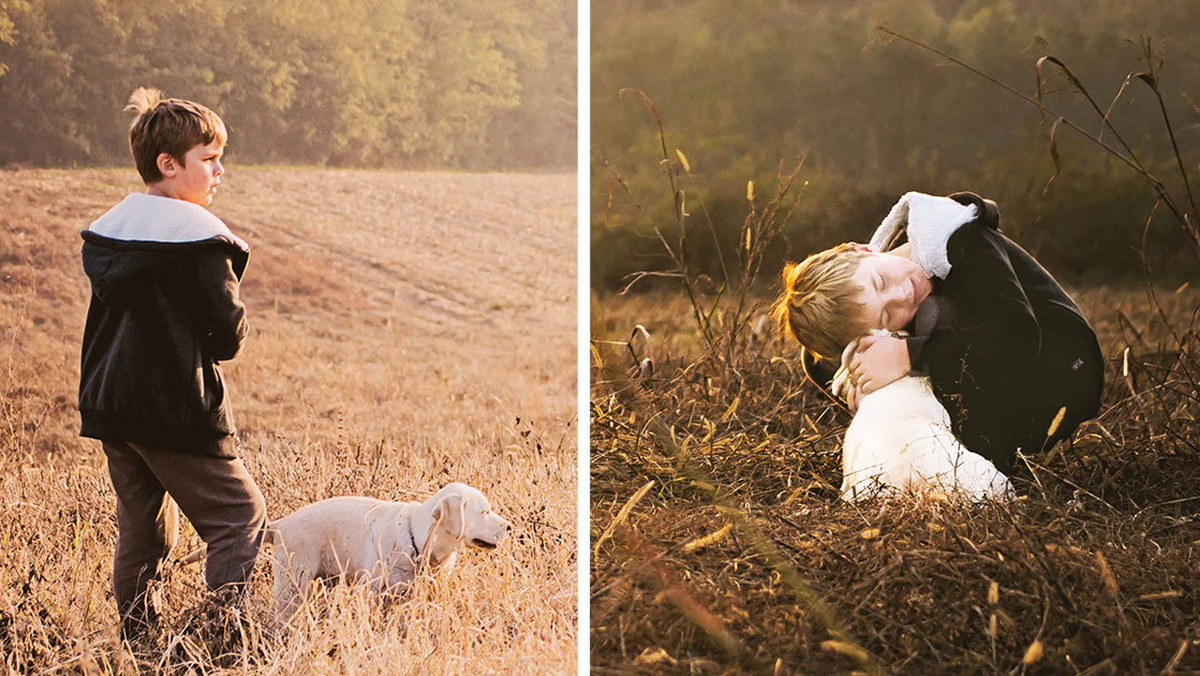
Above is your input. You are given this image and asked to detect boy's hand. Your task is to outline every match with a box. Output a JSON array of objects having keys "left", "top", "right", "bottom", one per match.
[
  {"left": 847, "top": 381, "right": 864, "bottom": 412},
  {"left": 849, "top": 335, "right": 910, "bottom": 398}
]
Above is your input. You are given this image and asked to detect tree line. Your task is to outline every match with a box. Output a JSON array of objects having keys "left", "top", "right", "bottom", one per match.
[
  {"left": 592, "top": 0, "right": 1200, "bottom": 289},
  {"left": 0, "top": 0, "right": 575, "bottom": 170}
]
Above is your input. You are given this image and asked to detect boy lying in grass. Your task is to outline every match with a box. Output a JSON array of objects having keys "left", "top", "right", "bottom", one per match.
[{"left": 773, "top": 191, "right": 1104, "bottom": 473}]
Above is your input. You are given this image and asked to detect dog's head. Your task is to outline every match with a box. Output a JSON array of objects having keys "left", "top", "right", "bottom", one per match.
[{"left": 427, "top": 482, "right": 512, "bottom": 553}]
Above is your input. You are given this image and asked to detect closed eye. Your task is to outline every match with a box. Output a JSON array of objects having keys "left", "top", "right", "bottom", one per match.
[{"left": 876, "top": 274, "right": 887, "bottom": 327}]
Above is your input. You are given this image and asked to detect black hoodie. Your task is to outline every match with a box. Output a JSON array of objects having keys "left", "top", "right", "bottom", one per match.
[
  {"left": 872, "top": 191, "right": 1103, "bottom": 472},
  {"left": 79, "top": 193, "right": 250, "bottom": 456}
]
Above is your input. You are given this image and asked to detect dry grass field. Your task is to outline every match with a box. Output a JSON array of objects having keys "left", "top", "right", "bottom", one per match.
[
  {"left": 0, "top": 167, "right": 576, "bottom": 673},
  {"left": 591, "top": 284, "right": 1200, "bottom": 674}
]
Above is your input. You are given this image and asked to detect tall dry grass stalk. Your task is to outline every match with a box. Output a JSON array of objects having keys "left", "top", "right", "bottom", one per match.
[{"left": 603, "top": 88, "right": 805, "bottom": 367}]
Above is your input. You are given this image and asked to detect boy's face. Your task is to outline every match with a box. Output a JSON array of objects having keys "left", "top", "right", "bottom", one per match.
[
  {"left": 851, "top": 253, "right": 932, "bottom": 332},
  {"left": 150, "top": 140, "right": 225, "bottom": 206}
]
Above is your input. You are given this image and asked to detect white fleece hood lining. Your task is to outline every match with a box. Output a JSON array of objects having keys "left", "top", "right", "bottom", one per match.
[
  {"left": 868, "top": 191, "right": 977, "bottom": 280},
  {"left": 87, "top": 193, "right": 248, "bottom": 251}
]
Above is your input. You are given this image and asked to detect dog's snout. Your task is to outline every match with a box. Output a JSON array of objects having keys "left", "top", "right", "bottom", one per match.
[{"left": 494, "top": 517, "right": 513, "bottom": 541}]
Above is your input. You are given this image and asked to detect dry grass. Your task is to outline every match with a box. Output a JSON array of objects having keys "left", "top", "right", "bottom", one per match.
[
  {"left": 0, "top": 167, "right": 576, "bottom": 673},
  {"left": 591, "top": 285, "right": 1200, "bottom": 674}
]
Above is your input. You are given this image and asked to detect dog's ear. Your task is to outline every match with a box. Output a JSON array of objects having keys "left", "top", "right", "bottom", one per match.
[
  {"left": 432, "top": 493, "right": 466, "bottom": 540},
  {"left": 830, "top": 337, "right": 861, "bottom": 399}
]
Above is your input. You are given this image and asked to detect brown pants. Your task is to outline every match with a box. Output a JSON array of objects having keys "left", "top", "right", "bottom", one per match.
[{"left": 102, "top": 440, "right": 267, "bottom": 633}]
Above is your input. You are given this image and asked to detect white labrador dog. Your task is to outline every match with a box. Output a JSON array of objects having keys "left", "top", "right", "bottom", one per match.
[
  {"left": 267, "top": 482, "right": 511, "bottom": 624},
  {"left": 831, "top": 333, "right": 1012, "bottom": 503}
]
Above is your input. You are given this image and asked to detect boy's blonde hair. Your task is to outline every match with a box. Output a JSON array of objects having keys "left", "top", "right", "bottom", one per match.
[
  {"left": 772, "top": 242, "right": 872, "bottom": 360},
  {"left": 126, "top": 87, "right": 227, "bottom": 184}
]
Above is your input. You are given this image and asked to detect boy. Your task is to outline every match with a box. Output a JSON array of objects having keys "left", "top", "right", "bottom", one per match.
[
  {"left": 774, "top": 191, "right": 1104, "bottom": 473},
  {"left": 79, "top": 87, "right": 266, "bottom": 639}
]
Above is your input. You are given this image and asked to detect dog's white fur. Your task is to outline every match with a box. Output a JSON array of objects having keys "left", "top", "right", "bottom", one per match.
[
  {"left": 831, "top": 333, "right": 1012, "bottom": 502},
  {"left": 267, "top": 482, "right": 511, "bottom": 624}
]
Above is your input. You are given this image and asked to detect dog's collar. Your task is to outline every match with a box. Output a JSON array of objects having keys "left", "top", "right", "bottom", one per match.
[{"left": 407, "top": 519, "right": 421, "bottom": 559}]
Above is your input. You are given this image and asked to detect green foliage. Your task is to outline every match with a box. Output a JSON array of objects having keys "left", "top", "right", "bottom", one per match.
[
  {"left": 592, "top": 0, "right": 1200, "bottom": 286},
  {"left": 0, "top": 0, "right": 575, "bottom": 169}
]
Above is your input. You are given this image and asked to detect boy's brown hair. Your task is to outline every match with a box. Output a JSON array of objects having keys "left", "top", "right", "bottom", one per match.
[
  {"left": 125, "top": 87, "right": 227, "bottom": 184},
  {"left": 772, "top": 242, "right": 872, "bottom": 360}
]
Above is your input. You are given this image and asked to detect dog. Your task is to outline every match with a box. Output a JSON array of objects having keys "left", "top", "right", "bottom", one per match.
[
  {"left": 831, "top": 332, "right": 1012, "bottom": 502},
  {"left": 266, "top": 482, "right": 511, "bottom": 624}
]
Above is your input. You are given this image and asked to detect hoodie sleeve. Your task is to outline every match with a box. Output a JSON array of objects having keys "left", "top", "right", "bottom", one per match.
[
  {"left": 193, "top": 248, "right": 248, "bottom": 361},
  {"left": 930, "top": 219, "right": 1041, "bottom": 466},
  {"left": 905, "top": 335, "right": 929, "bottom": 372},
  {"left": 944, "top": 223, "right": 1040, "bottom": 367}
]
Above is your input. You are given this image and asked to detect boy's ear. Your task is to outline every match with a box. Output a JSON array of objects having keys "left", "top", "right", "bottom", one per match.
[{"left": 155, "top": 152, "right": 179, "bottom": 178}]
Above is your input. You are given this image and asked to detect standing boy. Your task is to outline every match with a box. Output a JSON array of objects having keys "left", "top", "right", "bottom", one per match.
[
  {"left": 79, "top": 88, "right": 266, "bottom": 639},
  {"left": 774, "top": 191, "right": 1104, "bottom": 473}
]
